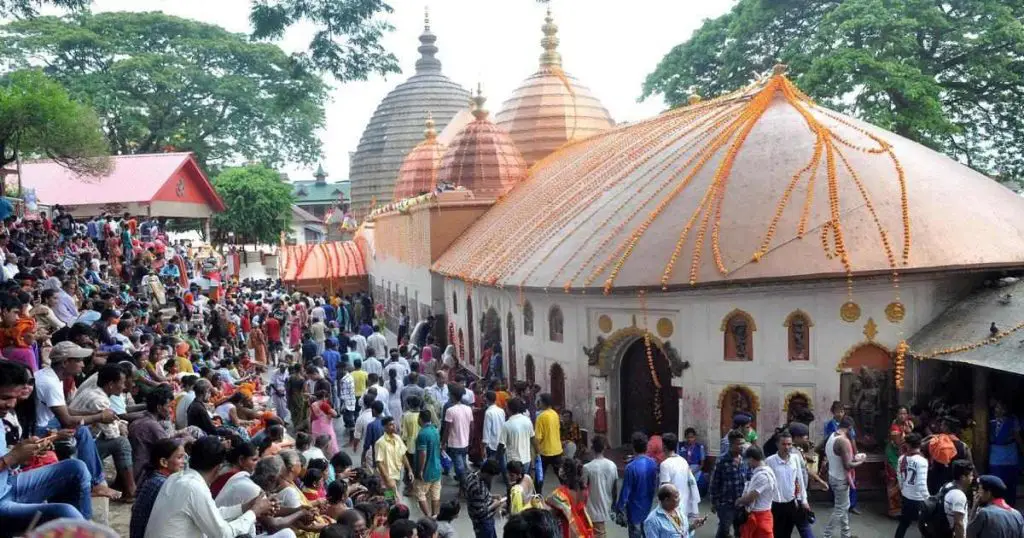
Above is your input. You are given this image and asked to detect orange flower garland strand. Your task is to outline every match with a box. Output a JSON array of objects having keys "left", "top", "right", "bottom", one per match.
[{"left": 639, "top": 290, "right": 663, "bottom": 424}]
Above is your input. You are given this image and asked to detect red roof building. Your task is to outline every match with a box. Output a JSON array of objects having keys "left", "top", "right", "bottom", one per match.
[
  {"left": 279, "top": 241, "right": 368, "bottom": 294},
  {"left": 19, "top": 153, "right": 225, "bottom": 218}
]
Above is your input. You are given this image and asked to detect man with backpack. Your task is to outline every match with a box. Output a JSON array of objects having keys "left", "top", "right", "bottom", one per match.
[
  {"left": 897, "top": 433, "right": 931, "bottom": 538},
  {"left": 924, "top": 418, "right": 971, "bottom": 495},
  {"left": 918, "top": 459, "right": 974, "bottom": 538}
]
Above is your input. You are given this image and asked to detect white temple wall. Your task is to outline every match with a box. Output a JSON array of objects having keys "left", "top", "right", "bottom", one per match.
[{"left": 443, "top": 273, "right": 977, "bottom": 449}]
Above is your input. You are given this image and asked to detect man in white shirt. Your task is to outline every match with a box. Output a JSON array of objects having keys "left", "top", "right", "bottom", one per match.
[
  {"left": 362, "top": 348, "right": 383, "bottom": 377},
  {"left": 68, "top": 364, "right": 137, "bottom": 499},
  {"left": 765, "top": 429, "right": 809, "bottom": 537},
  {"left": 370, "top": 374, "right": 390, "bottom": 418},
  {"left": 350, "top": 332, "right": 368, "bottom": 359},
  {"left": 498, "top": 398, "right": 535, "bottom": 468},
  {"left": 482, "top": 391, "right": 506, "bottom": 484},
  {"left": 352, "top": 392, "right": 377, "bottom": 450},
  {"left": 367, "top": 326, "right": 388, "bottom": 361},
  {"left": 175, "top": 375, "right": 199, "bottom": 430},
  {"left": 145, "top": 435, "right": 274, "bottom": 538},
  {"left": 942, "top": 460, "right": 975, "bottom": 538},
  {"left": 895, "top": 433, "right": 930, "bottom": 538},
  {"left": 659, "top": 433, "right": 701, "bottom": 518},
  {"left": 737, "top": 445, "right": 778, "bottom": 536}
]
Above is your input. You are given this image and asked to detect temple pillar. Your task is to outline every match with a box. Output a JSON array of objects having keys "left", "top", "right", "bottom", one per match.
[
  {"left": 204, "top": 217, "right": 212, "bottom": 242},
  {"left": 973, "top": 368, "right": 989, "bottom": 472}
]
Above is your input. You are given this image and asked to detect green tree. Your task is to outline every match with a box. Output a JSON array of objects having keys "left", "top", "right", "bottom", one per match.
[
  {"left": 641, "top": 0, "right": 1024, "bottom": 185},
  {"left": 210, "top": 164, "right": 294, "bottom": 246},
  {"left": 0, "top": 69, "right": 109, "bottom": 176},
  {"left": 0, "top": 11, "right": 328, "bottom": 168},
  {"left": 7, "top": 0, "right": 398, "bottom": 82}
]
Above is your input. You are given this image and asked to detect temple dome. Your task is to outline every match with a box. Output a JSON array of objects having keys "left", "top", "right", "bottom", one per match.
[
  {"left": 434, "top": 73, "right": 1024, "bottom": 291},
  {"left": 495, "top": 9, "right": 614, "bottom": 168},
  {"left": 349, "top": 10, "right": 471, "bottom": 216},
  {"left": 393, "top": 114, "right": 446, "bottom": 200},
  {"left": 436, "top": 87, "right": 527, "bottom": 199}
]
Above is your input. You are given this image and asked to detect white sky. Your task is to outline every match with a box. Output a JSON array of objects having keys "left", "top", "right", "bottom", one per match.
[{"left": 83, "top": 0, "right": 734, "bottom": 181}]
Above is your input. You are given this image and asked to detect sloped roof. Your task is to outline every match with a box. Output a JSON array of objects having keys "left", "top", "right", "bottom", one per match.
[
  {"left": 909, "top": 279, "right": 1024, "bottom": 375},
  {"left": 292, "top": 180, "right": 350, "bottom": 204},
  {"left": 291, "top": 205, "right": 321, "bottom": 224},
  {"left": 279, "top": 241, "right": 366, "bottom": 282},
  {"left": 20, "top": 152, "right": 224, "bottom": 211}
]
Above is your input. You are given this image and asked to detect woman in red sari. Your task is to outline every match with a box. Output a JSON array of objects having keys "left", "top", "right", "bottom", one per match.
[{"left": 546, "top": 459, "right": 594, "bottom": 538}]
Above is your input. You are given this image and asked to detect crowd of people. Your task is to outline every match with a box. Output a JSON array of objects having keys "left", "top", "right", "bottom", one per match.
[{"left": 0, "top": 204, "right": 1022, "bottom": 538}]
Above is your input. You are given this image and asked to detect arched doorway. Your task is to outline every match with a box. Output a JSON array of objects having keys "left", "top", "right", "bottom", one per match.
[
  {"left": 481, "top": 308, "right": 502, "bottom": 379},
  {"left": 839, "top": 343, "right": 894, "bottom": 451},
  {"left": 619, "top": 338, "right": 679, "bottom": 444},
  {"left": 525, "top": 354, "right": 536, "bottom": 385},
  {"left": 550, "top": 363, "right": 566, "bottom": 409},
  {"left": 507, "top": 313, "right": 517, "bottom": 382},
  {"left": 719, "top": 385, "right": 758, "bottom": 437},
  {"left": 466, "top": 296, "right": 475, "bottom": 365}
]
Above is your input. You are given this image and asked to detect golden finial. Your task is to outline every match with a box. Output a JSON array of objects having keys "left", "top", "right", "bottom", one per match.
[
  {"left": 424, "top": 111, "right": 436, "bottom": 139},
  {"left": 687, "top": 85, "right": 702, "bottom": 105},
  {"left": 539, "top": 6, "right": 561, "bottom": 68},
  {"left": 772, "top": 63, "right": 788, "bottom": 76},
  {"left": 471, "top": 83, "right": 488, "bottom": 120}
]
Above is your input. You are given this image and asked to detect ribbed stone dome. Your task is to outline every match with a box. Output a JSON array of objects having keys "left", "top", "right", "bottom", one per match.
[
  {"left": 495, "top": 9, "right": 613, "bottom": 168},
  {"left": 349, "top": 12, "right": 471, "bottom": 217}
]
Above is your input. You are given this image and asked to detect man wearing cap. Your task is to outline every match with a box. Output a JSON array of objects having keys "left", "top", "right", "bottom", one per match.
[
  {"left": 968, "top": 475, "right": 1024, "bottom": 538},
  {"left": 720, "top": 413, "right": 754, "bottom": 457},
  {"left": 33, "top": 341, "right": 121, "bottom": 499}
]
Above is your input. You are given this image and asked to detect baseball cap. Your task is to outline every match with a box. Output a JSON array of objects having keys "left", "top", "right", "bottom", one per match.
[{"left": 50, "top": 341, "right": 94, "bottom": 361}]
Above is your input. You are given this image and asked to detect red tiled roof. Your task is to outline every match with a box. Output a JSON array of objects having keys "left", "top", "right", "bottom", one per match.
[
  {"left": 19, "top": 152, "right": 225, "bottom": 211},
  {"left": 279, "top": 241, "right": 367, "bottom": 283}
]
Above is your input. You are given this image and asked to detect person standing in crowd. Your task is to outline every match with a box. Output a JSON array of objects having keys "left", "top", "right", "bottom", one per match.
[
  {"left": 895, "top": 433, "right": 930, "bottom": 538},
  {"left": 737, "top": 445, "right": 778, "bottom": 538},
  {"left": 644, "top": 484, "right": 707, "bottom": 538},
  {"left": 989, "top": 401, "right": 1021, "bottom": 507},
  {"left": 443, "top": 385, "right": 473, "bottom": 485},
  {"left": 367, "top": 326, "right": 388, "bottom": 361},
  {"left": 660, "top": 432, "right": 701, "bottom": 521},
  {"left": 616, "top": 432, "right": 659, "bottom": 538},
  {"left": 414, "top": 409, "right": 443, "bottom": 519},
  {"left": 363, "top": 348, "right": 383, "bottom": 378},
  {"left": 721, "top": 413, "right": 754, "bottom": 457},
  {"left": 397, "top": 305, "right": 410, "bottom": 345},
  {"left": 765, "top": 429, "right": 808, "bottom": 537},
  {"left": 534, "top": 392, "right": 563, "bottom": 493},
  {"left": 483, "top": 391, "right": 506, "bottom": 483},
  {"left": 374, "top": 416, "right": 411, "bottom": 504},
  {"left": 679, "top": 427, "right": 709, "bottom": 496},
  {"left": 711, "top": 429, "right": 751, "bottom": 538},
  {"left": 583, "top": 435, "right": 618, "bottom": 538},
  {"left": 338, "top": 363, "right": 357, "bottom": 441},
  {"left": 824, "top": 401, "right": 859, "bottom": 514},
  {"left": 823, "top": 417, "right": 864, "bottom": 538},
  {"left": 500, "top": 397, "right": 535, "bottom": 471},
  {"left": 786, "top": 423, "right": 817, "bottom": 538},
  {"left": 968, "top": 475, "right": 1024, "bottom": 538},
  {"left": 464, "top": 458, "right": 504, "bottom": 538},
  {"left": 935, "top": 460, "right": 975, "bottom": 538}
]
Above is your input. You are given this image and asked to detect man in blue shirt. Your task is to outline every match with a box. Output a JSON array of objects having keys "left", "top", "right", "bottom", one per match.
[
  {"left": 710, "top": 430, "right": 752, "bottom": 538},
  {"left": 322, "top": 339, "right": 342, "bottom": 406},
  {"left": 615, "top": 432, "right": 659, "bottom": 538},
  {"left": 645, "top": 484, "right": 707, "bottom": 537},
  {"left": 361, "top": 400, "right": 386, "bottom": 468}
]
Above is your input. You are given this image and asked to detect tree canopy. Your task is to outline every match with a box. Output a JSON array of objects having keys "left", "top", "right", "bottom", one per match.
[
  {"left": 210, "top": 164, "right": 294, "bottom": 246},
  {"left": 0, "top": 0, "right": 88, "bottom": 19},
  {"left": 641, "top": 0, "right": 1024, "bottom": 185},
  {"left": 0, "top": 11, "right": 329, "bottom": 168},
  {"left": 0, "top": 69, "right": 109, "bottom": 176}
]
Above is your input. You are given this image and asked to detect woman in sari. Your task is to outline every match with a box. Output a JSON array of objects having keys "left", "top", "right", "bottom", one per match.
[
  {"left": 248, "top": 322, "right": 267, "bottom": 365},
  {"left": 546, "top": 459, "right": 594, "bottom": 538},
  {"left": 506, "top": 460, "right": 539, "bottom": 515},
  {"left": 885, "top": 406, "right": 914, "bottom": 517},
  {"left": 287, "top": 364, "right": 309, "bottom": 432},
  {"left": 268, "top": 450, "right": 333, "bottom": 538},
  {"left": 310, "top": 389, "right": 339, "bottom": 457},
  {"left": 990, "top": 400, "right": 1023, "bottom": 506}
]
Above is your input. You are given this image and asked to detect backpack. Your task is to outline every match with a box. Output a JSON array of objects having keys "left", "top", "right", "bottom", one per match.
[
  {"left": 918, "top": 482, "right": 957, "bottom": 538},
  {"left": 929, "top": 434, "right": 958, "bottom": 465}
]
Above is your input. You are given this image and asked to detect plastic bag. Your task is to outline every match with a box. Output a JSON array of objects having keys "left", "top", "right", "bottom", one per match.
[
  {"left": 441, "top": 449, "right": 453, "bottom": 474},
  {"left": 533, "top": 455, "right": 544, "bottom": 484}
]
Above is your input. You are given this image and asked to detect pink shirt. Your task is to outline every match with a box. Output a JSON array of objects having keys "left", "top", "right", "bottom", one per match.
[{"left": 444, "top": 403, "right": 473, "bottom": 449}]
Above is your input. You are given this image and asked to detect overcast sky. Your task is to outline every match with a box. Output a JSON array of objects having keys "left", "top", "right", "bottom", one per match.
[{"left": 85, "top": 0, "right": 734, "bottom": 182}]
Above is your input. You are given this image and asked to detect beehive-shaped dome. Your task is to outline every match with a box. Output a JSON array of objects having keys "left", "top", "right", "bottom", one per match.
[
  {"left": 349, "top": 10, "right": 470, "bottom": 217},
  {"left": 393, "top": 114, "right": 446, "bottom": 201},
  {"left": 434, "top": 71, "right": 1024, "bottom": 291},
  {"left": 495, "top": 9, "right": 614, "bottom": 167},
  {"left": 437, "top": 87, "right": 527, "bottom": 199}
]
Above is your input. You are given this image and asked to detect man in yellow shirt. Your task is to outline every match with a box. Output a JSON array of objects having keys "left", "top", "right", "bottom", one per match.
[
  {"left": 400, "top": 396, "right": 423, "bottom": 496},
  {"left": 533, "top": 392, "right": 563, "bottom": 492},
  {"left": 374, "top": 416, "right": 411, "bottom": 503},
  {"left": 351, "top": 358, "right": 368, "bottom": 406}
]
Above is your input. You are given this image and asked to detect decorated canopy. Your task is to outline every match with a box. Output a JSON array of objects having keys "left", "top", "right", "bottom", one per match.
[
  {"left": 279, "top": 241, "right": 367, "bottom": 294},
  {"left": 434, "top": 69, "right": 1024, "bottom": 293}
]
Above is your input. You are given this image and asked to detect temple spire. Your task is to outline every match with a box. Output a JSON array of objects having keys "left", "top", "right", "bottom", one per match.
[
  {"left": 314, "top": 163, "right": 327, "bottom": 184},
  {"left": 471, "top": 83, "right": 488, "bottom": 120},
  {"left": 424, "top": 111, "right": 437, "bottom": 139},
  {"left": 415, "top": 5, "right": 441, "bottom": 73},
  {"left": 539, "top": 7, "right": 561, "bottom": 69}
]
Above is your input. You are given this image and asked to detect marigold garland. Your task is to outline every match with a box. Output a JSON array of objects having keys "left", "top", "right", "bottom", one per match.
[
  {"left": 894, "top": 340, "right": 908, "bottom": 390},
  {"left": 639, "top": 290, "right": 663, "bottom": 424}
]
